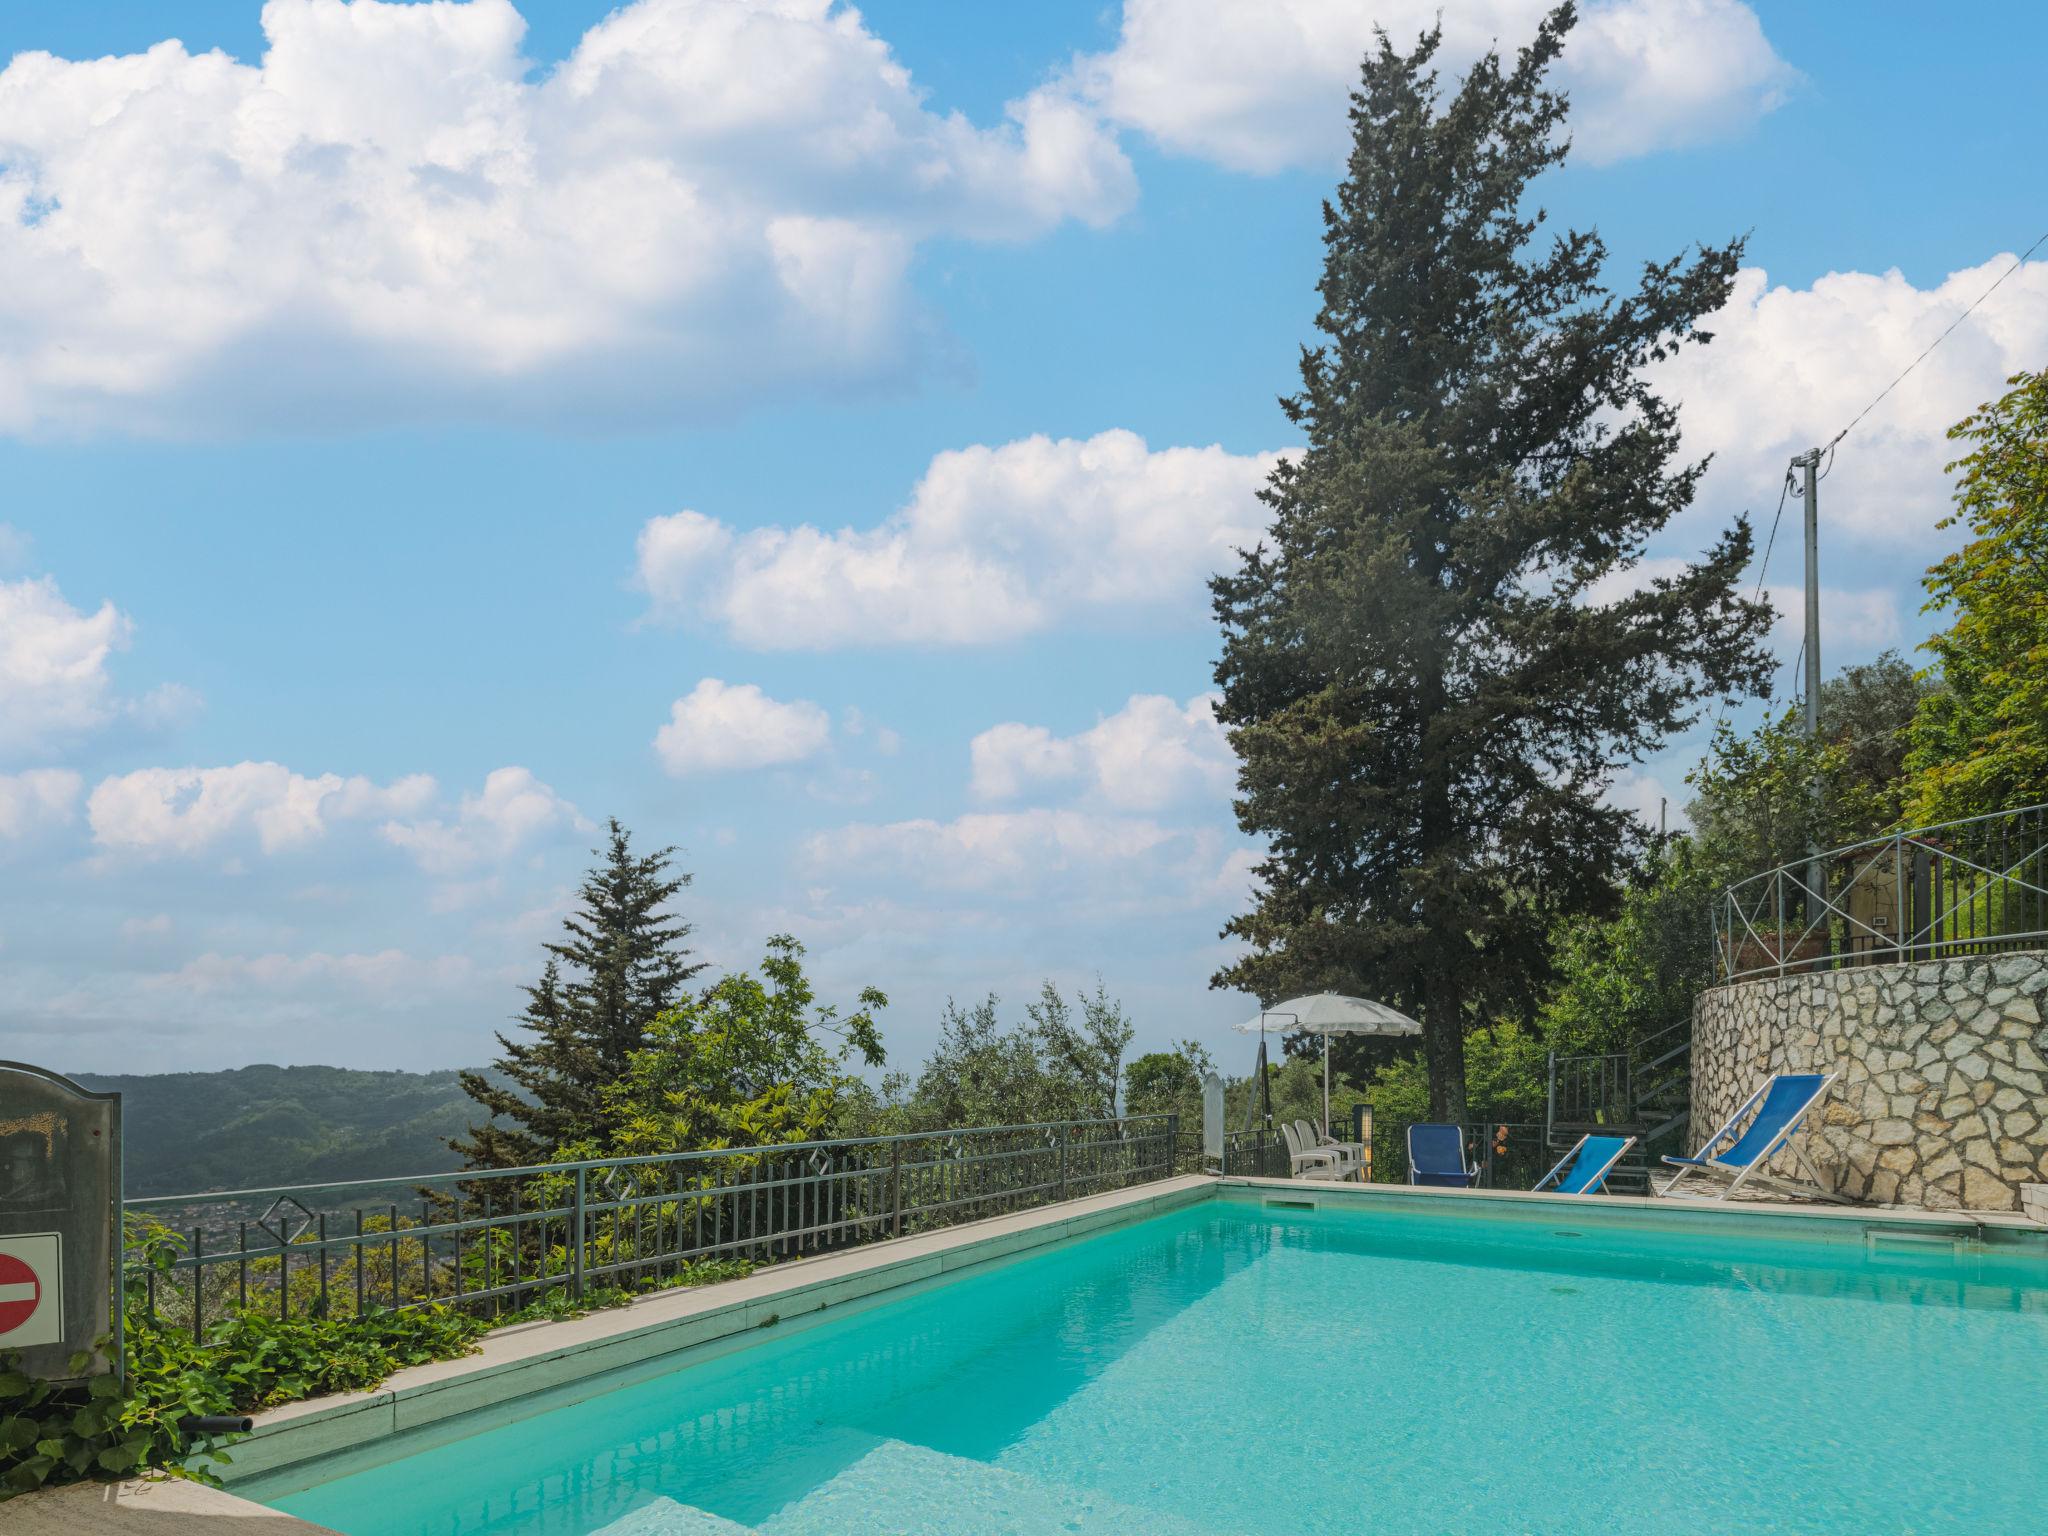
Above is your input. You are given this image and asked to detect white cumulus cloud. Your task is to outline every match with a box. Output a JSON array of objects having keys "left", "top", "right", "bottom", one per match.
[
  {"left": 971, "top": 692, "right": 1233, "bottom": 810},
  {"left": 636, "top": 430, "right": 1282, "bottom": 648},
  {"left": 379, "top": 765, "right": 588, "bottom": 873},
  {"left": 1658, "top": 256, "right": 2048, "bottom": 546},
  {"left": 1578, "top": 557, "right": 1898, "bottom": 656},
  {"left": 1577, "top": 555, "right": 1696, "bottom": 610},
  {"left": 805, "top": 808, "right": 1177, "bottom": 892},
  {"left": 0, "top": 767, "right": 81, "bottom": 838},
  {"left": 800, "top": 807, "right": 1259, "bottom": 929},
  {"left": 1603, "top": 768, "right": 1682, "bottom": 834},
  {"left": 654, "top": 678, "right": 832, "bottom": 775},
  {"left": 0, "top": 576, "right": 133, "bottom": 755},
  {"left": 87, "top": 761, "right": 437, "bottom": 855},
  {"left": 1761, "top": 584, "right": 1900, "bottom": 654},
  {"left": 0, "top": 0, "right": 1133, "bottom": 435},
  {"left": 1072, "top": 0, "right": 1795, "bottom": 174},
  {"left": 141, "top": 947, "right": 475, "bottom": 1001}
]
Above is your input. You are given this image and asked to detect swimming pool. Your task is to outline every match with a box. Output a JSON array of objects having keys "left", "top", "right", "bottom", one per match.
[{"left": 258, "top": 1190, "right": 2048, "bottom": 1534}]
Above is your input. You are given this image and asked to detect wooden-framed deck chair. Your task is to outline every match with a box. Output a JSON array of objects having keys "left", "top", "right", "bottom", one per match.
[
  {"left": 1658, "top": 1072, "right": 1842, "bottom": 1201},
  {"left": 1280, "top": 1120, "right": 1346, "bottom": 1181},
  {"left": 1406, "top": 1123, "right": 1476, "bottom": 1188},
  {"left": 1533, "top": 1134, "right": 1637, "bottom": 1196}
]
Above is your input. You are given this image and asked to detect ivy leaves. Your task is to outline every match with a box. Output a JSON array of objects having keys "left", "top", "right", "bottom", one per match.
[{"left": 0, "top": 1349, "right": 186, "bottom": 1497}]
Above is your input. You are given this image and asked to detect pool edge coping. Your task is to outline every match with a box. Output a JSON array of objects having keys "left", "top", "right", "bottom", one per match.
[{"left": 1216, "top": 1174, "right": 2048, "bottom": 1230}]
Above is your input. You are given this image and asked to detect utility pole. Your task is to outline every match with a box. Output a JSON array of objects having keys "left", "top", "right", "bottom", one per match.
[
  {"left": 1797, "top": 450, "right": 1821, "bottom": 747},
  {"left": 1793, "top": 448, "right": 1825, "bottom": 931}
]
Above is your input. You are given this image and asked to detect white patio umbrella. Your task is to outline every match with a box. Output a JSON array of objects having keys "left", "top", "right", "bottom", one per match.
[{"left": 1234, "top": 993, "right": 1422, "bottom": 1134}]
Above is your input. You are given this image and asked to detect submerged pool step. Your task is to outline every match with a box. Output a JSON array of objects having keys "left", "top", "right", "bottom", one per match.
[
  {"left": 755, "top": 1435, "right": 1222, "bottom": 1536},
  {"left": 591, "top": 1497, "right": 761, "bottom": 1535}
]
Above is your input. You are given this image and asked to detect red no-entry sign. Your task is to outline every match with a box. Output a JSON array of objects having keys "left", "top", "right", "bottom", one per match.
[
  {"left": 0, "top": 1251, "right": 41, "bottom": 1335},
  {"left": 1, "top": 1063, "right": 115, "bottom": 1382},
  {"left": 0, "top": 1236, "right": 61, "bottom": 1348}
]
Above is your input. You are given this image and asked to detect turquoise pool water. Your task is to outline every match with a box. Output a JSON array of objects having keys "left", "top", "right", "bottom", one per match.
[{"left": 270, "top": 1196, "right": 2048, "bottom": 1535}]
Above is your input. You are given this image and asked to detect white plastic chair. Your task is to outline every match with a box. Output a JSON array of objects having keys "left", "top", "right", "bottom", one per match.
[
  {"left": 1295, "top": 1119, "right": 1363, "bottom": 1176},
  {"left": 1280, "top": 1120, "right": 1345, "bottom": 1180}
]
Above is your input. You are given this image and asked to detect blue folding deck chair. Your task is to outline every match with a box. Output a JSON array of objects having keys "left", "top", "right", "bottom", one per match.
[
  {"left": 1407, "top": 1123, "right": 1476, "bottom": 1187},
  {"left": 1659, "top": 1071, "right": 1840, "bottom": 1201},
  {"left": 1534, "top": 1134, "right": 1637, "bottom": 1196}
]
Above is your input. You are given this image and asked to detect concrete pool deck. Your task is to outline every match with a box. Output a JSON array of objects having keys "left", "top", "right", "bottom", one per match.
[
  {"left": 12, "top": 1482, "right": 335, "bottom": 1531},
  {"left": 13, "top": 1478, "right": 343, "bottom": 1534},
  {"left": 15, "top": 1171, "right": 2045, "bottom": 1531}
]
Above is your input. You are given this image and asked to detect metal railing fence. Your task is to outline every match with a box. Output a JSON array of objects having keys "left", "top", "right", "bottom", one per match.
[
  {"left": 1367, "top": 1119, "right": 1551, "bottom": 1190},
  {"left": 125, "top": 1115, "right": 1177, "bottom": 1332},
  {"left": 1714, "top": 803, "right": 2048, "bottom": 983},
  {"left": 1211, "top": 1116, "right": 1551, "bottom": 1190},
  {"left": 1217, "top": 1128, "right": 1287, "bottom": 1178},
  {"left": 1547, "top": 1051, "right": 1630, "bottom": 1129},
  {"left": 1545, "top": 1020, "right": 1690, "bottom": 1132}
]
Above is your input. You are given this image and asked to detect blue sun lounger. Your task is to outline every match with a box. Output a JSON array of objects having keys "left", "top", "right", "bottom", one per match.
[
  {"left": 1534, "top": 1133, "right": 1637, "bottom": 1195},
  {"left": 1658, "top": 1071, "right": 1839, "bottom": 1201},
  {"left": 1407, "top": 1123, "right": 1476, "bottom": 1188}
]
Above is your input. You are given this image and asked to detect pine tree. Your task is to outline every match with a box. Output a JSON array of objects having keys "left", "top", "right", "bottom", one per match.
[
  {"left": 1209, "top": 6, "right": 1772, "bottom": 1120},
  {"left": 452, "top": 819, "right": 703, "bottom": 1168}
]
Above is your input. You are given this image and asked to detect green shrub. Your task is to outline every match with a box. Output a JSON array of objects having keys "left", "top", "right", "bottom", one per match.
[
  {"left": 2, "top": 1224, "right": 760, "bottom": 1501},
  {"left": 186, "top": 1308, "right": 486, "bottom": 1412},
  {"left": 0, "top": 1223, "right": 483, "bottom": 1501},
  {"left": 0, "top": 1306, "right": 486, "bottom": 1502},
  {"left": 1, "top": 1348, "right": 200, "bottom": 1498}
]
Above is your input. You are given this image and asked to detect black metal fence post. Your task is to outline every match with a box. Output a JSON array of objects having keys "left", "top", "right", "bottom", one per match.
[{"left": 571, "top": 1165, "right": 586, "bottom": 1300}]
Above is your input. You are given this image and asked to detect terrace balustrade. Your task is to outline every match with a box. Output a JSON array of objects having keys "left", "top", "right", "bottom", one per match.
[
  {"left": 1713, "top": 803, "right": 2048, "bottom": 983},
  {"left": 124, "top": 1115, "right": 1177, "bottom": 1331}
]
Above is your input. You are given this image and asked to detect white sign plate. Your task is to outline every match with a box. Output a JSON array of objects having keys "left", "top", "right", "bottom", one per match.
[{"left": 0, "top": 1233, "right": 63, "bottom": 1350}]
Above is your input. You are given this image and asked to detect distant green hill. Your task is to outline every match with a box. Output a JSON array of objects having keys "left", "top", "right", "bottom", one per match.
[{"left": 72, "top": 1064, "right": 501, "bottom": 1197}]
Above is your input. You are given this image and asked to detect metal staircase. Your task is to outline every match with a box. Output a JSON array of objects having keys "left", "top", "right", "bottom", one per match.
[{"left": 1544, "top": 1021, "right": 1691, "bottom": 1195}]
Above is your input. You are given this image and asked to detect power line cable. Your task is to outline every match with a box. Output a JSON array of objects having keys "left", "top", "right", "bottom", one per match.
[
  {"left": 1821, "top": 228, "right": 2048, "bottom": 454},
  {"left": 1647, "top": 233, "right": 2040, "bottom": 812},
  {"left": 1746, "top": 231, "right": 2047, "bottom": 752},
  {"left": 1751, "top": 464, "right": 1795, "bottom": 610},
  {"left": 1703, "top": 463, "right": 1797, "bottom": 745}
]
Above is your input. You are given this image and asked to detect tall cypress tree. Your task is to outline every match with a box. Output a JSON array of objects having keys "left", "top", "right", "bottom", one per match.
[
  {"left": 453, "top": 819, "right": 703, "bottom": 1168},
  {"left": 1210, "top": 6, "right": 1772, "bottom": 1119}
]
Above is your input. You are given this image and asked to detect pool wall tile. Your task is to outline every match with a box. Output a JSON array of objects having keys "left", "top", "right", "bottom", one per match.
[{"left": 205, "top": 1395, "right": 395, "bottom": 1482}]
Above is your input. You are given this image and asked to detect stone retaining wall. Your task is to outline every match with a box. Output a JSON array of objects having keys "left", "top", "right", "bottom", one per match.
[{"left": 1691, "top": 952, "right": 2048, "bottom": 1210}]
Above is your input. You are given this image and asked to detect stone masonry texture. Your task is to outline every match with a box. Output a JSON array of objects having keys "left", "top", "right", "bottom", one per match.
[{"left": 1691, "top": 953, "right": 2048, "bottom": 1210}]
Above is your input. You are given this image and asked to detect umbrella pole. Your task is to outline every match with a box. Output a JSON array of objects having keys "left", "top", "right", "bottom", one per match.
[{"left": 1322, "top": 1034, "right": 1330, "bottom": 1137}]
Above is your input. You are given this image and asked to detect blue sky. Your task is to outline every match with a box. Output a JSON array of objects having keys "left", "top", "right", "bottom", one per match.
[{"left": 2, "top": 0, "right": 2045, "bottom": 1080}]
